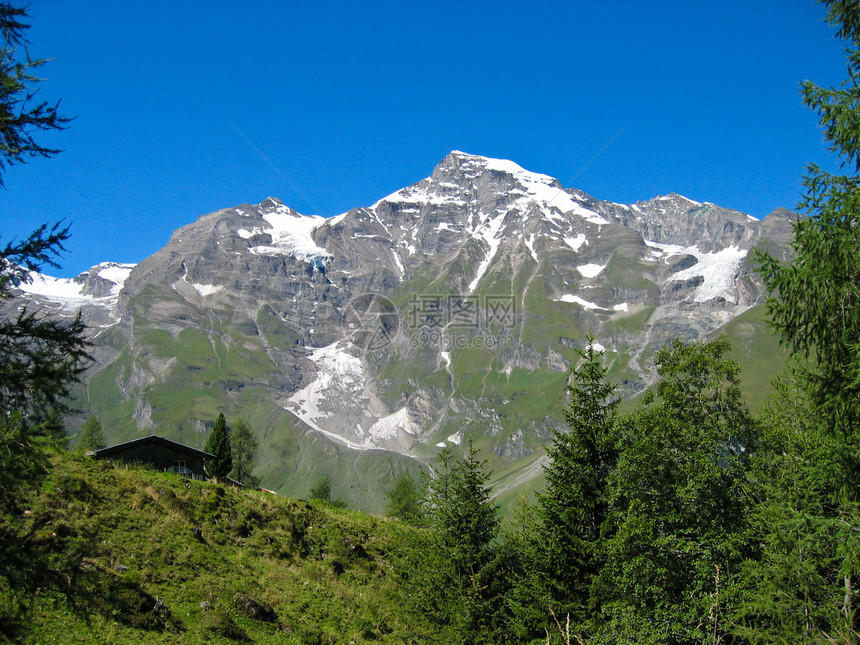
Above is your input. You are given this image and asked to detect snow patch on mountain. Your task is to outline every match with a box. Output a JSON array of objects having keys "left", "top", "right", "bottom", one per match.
[
  {"left": 468, "top": 211, "right": 507, "bottom": 292},
  {"left": 564, "top": 234, "right": 587, "bottom": 251},
  {"left": 374, "top": 184, "right": 469, "bottom": 209},
  {"left": 577, "top": 263, "right": 606, "bottom": 278},
  {"left": 557, "top": 294, "right": 606, "bottom": 310},
  {"left": 16, "top": 262, "right": 134, "bottom": 312},
  {"left": 192, "top": 283, "right": 224, "bottom": 297},
  {"left": 646, "top": 241, "right": 749, "bottom": 303},
  {"left": 287, "top": 342, "right": 365, "bottom": 431},
  {"left": 236, "top": 227, "right": 260, "bottom": 239},
  {"left": 588, "top": 341, "right": 607, "bottom": 353},
  {"left": 454, "top": 152, "right": 609, "bottom": 226},
  {"left": 367, "top": 408, "right": 421, "bottom": 442},
  {"left": 391, "top": 249, "right": 405, "bottom": 278},
  {"left": 437, "top": 430, "right": 462, "bottom": 447},
  {"left": 17, "top": 273, "right": 87, "bottom": 303},
  {"left": 524, "top": 234, "right": 539, "bottom": 262},
  {"left": 244, "top": 201, "right": 331, "bottom": 264},
  {"left": 97, "top": 264, "right": 135, "bottom": 287}
]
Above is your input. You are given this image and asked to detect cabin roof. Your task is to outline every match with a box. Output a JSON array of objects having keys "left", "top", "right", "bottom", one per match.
[{"left": 94, "top": 434, "right": 214, "bottom": 460}]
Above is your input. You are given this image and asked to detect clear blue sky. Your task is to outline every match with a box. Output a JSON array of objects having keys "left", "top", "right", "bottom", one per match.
[{"left": 2, "top": 1, "right": 848, "bottom": 277}]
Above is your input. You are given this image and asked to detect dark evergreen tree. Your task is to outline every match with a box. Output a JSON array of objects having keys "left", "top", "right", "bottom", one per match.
[
  {"left": 0, "top": 0, "right": 83, "bottom": 539},
  {"left": 0, "top": 3, "right": 70, "bottom": 184},
  {"left": 309, "top": 474, "right": 332, "bottom": 501},
  {"left": 535, "top": 342, "right": 619, "bottom": 630},
  {"left": 745, "top": 2, "right": 860, "bottom": 639},
  {"left": 76, "top": 414, "right": 105, "bottom": 452},
  {"left": 756, "top": 0, "right": 860, "bottom": 449},
  {"left": 0, "top": 3, "right": 88, "bottom": 624},
  {"left": 0, "top": 3, "right": 83, "bottom": 421},
  {"left": 733, "top": 371, "right": 859, "bottom": 642},
  {"left": 0, "top": 225, "right": 90, "bottom": 420},
  {"left": 0, "top": 2, "right": 84, "bottom": 419},
  {"left": 386, "top": 471, "right": 423, "bottom": 524},
  {"left": 204, "top": 413, "right": 232, "bottom": 480},
  {"left": 229, "top": 417, "right": 258, "bottom": 487},
  {"left": 425, "top": 441, "right": 503, "bottom": 641},
  {"left": 42, "top": 407, "right": 66, "bottom": 445}
]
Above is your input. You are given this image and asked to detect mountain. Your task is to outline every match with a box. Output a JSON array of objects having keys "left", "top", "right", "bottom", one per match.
[{"left": 11, "top": 151, "right": 795, "bottom": 512}]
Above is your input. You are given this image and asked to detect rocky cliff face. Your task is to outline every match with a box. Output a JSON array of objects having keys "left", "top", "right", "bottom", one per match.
[{"left": 12, "top": 151, "right": 795, "bottom": 509}]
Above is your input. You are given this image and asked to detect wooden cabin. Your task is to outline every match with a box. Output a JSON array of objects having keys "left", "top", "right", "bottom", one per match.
[{"left": 94, "top": 435, "right": 213, "bottom": 479}]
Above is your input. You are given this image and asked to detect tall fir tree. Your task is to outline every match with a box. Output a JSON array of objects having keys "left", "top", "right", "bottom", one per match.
[
  {"left": 204, "top": 413, "right": 232, "bottom": 480},
  {"left": 0, "top": 2, "right": 89, "bottom": 621},
  {"left": 527, "top": 341, "right": 619, "bottom": 638},
  {"left": 0, "top": 3, "right": 70, "bottom": 183},
  {"left": 229, "top": 417, "right": 258, "bottom": 487},
  {"left": 386, "top": 471, "right": 423, "bottom": 524},
  {"left": 733, "top": 370, "right": 859, "bottom": 642},
  {"left": 76, "top": 415, "right": 105, "bottom": 452},
  {"left": 0, "top": 2, "right": 86, "bottom": 422},
  {"left": 748, "top": 1, "right": 860, "bottom": 638},
  {"left": 425, "top": 441, "right": 503, "bottom": 641},
  {"left": 309, "top": 474, "right": 332, "bottom": 501}
]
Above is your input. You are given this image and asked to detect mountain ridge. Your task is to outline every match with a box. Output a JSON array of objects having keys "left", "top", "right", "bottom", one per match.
[{"left": 11, "top": 151, "right": 795, "bottom": 512}]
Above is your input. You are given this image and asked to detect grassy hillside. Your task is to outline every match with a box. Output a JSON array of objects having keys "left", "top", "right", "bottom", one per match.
[
  {"left": 718, "top": 304, "right": 790, "bottom": 411},
  {"left": 3, "top": 452, "right": 453, "bottom": 644}
]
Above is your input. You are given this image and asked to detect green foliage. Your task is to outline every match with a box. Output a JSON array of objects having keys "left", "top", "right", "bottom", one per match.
[
  {"left": 385, "top": 471, "right": 423, "bottom": 523},
  {"left": 732, "top": 372, "right": 860, "bottom": 642},
  {"left": 0, "top": 224, "right": 91, "bottom": 421},
  {"left": 424, "top": 441, "right": 506, "bottom": 641},
  {"left": 525, "top": 341, "right": 620, "bottom": 634},
  {"left": 309, "top": 474, "right": 332, "bottom": 502},
  {"left": 0, "top": 412, "right": 51, "bottom": 514},
  {"left": 0, "top": 7, "right": 92, "bottom": 631},
  {"left": 76, "top": 414, "right": 106, "bottom": 452},
  {"left": 229, "top": 417, "right": 259, "bottom": 487},
  {"left": 597, "top": 336, "right": 756, "bottom": 643},
  {"left": 0, "top": 2, "right": 71, "bottom": 183},
  {"left": 204, "top": 413, "right": 232, "bottom": 480},
  {"left": 756, "top": 0, "right": 860, "bottom": 442},
  {"left": 0, "top": 5, "right": 83, "bottom": 424},
  {"left": 42, "top": 407, "right": 65, "bottom": 445},
  {"left": 746, "top": 4, "right": 860, "bottom": 640}
]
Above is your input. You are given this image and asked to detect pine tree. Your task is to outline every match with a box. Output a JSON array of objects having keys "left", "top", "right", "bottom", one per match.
[
  {"left": 732, "top": 371, "right": 858, "bottom": 642},
  {"left": 229, "top": 417, "right": 258, "bottom": 487},
  {"left": 748, "top": 3, "right": 860, "bottom": 638},
  {"left": 1, "top": 225, "right": 90, "bottom": 421},
  {"left": 425, "top": 441, "right": 503, "bottom": 640},
  {"left": 756, "top": 1, "right": 860, "bottom": 446},
  {"left": 309, "top": 474, "right": 332, "bottom": 501},
  {"left": 532, "top": 340, "right": 619, "bottom": 633},
  {"left": 42, "top": 408, "right": 66, "bottom": 445},
  {"left": 0, "top": 3, "right": 70, "bottom": 184},
  {"left": 204, "top": 413, "right": 232, "bottom": 480},
  {"left": 0, "top": 1, "right": 85, "bottom": 421},
  {"left": 386, "top": 472, "right": 423, "bottom": 523},
  {"left": 76, "top": 415, "right": 105, "bottom": 452},
  {"left": 0, "top": 2, "right": 87, "bottom": 618}
]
